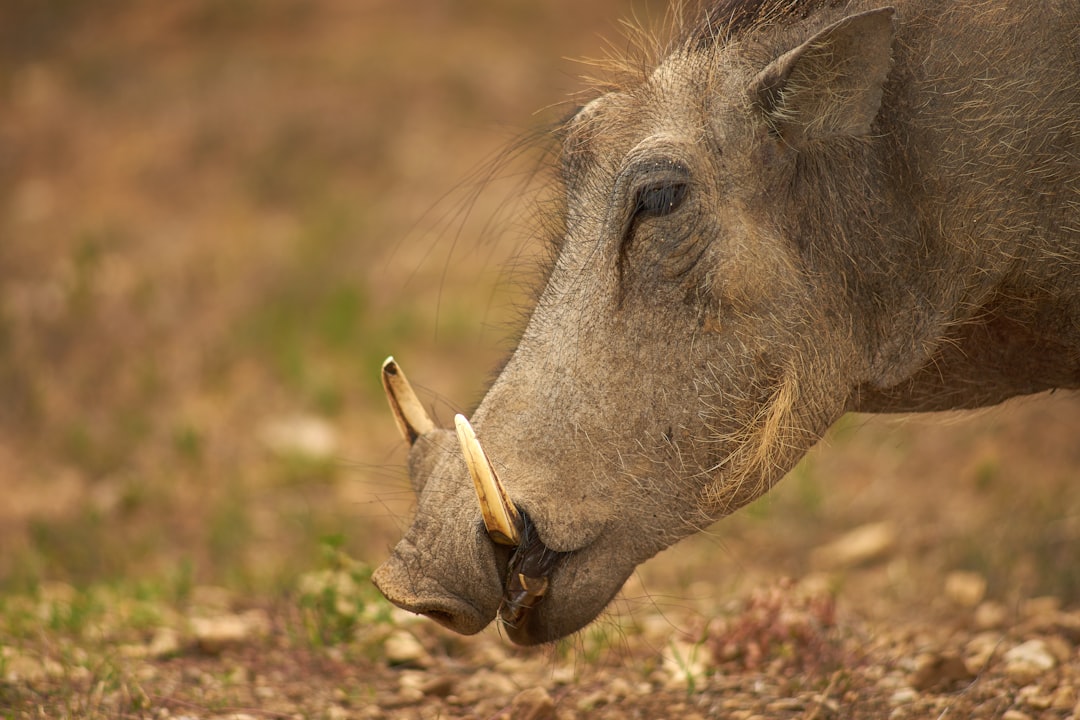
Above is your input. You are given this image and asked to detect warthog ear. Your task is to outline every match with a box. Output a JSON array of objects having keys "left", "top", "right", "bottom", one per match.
[{"left": 752, "top": 7, "right": 895, "bottom": 145}]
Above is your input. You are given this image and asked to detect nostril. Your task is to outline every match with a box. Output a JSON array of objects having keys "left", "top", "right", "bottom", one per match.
[{"left": 372, "top": 555, "right": 496, "bottom": 635}]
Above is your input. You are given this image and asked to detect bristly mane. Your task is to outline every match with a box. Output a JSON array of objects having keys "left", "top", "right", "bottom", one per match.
[
  {"left": 578, "top": 0, "right": 847, "bottom": 94},
  {"left": 688, "top": 0, "right": 846, "bottom": 48}
]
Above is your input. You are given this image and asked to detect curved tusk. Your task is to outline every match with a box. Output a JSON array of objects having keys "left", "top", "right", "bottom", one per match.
[
  {"left": 454, "top": 414, "right": 523, "bottom": 546},
  {"left": 382, "top": 357, "right": 435, "bottom": 445}
]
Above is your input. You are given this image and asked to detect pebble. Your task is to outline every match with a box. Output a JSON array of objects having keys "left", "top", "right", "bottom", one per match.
[
  {"left": 399, "top": 669, "right": 453, "bottom": 699},
  {"left": 811, "top": 521, "right": 897, "bottom": 569},
  {"left": 889, "top": 687, "right": 919, "bottom": 706},
  {"left": 577, "top": 690, "right": 610, "bottom": 712},
  {"left": 258, "top": 414, "right": 338, "bottom": 460},
  {"left": 1001, "top": 711, "right": 1032, "bottom": 720},
  {"left": 454, "top": 669, "right": 516, "bottom": 703},
  {"left": 325, "top": 706, "right": 349, "bottom": 720},
  {"left": 1016, "top": 684, "right": 1053, "bottom": 710},
  {"left": 3, "top": 653, "right": 46, "bottom": 683},
  {"left": 379, "top": 687, "right": 423, "bottom": 708},
  {"left": 1004, "top": 639, "right": 1057, "bottom": 684},
  {"left": 1054, "top": 611, "right": 1080, "bottom": 643},
  {"left": 383, "top": 630, "right": 429, "bottom": 667},
  {"left": 1049, "top": 685, "right": 1076, "bottom": 710},
  {"left": 974, "top": 601, "right": 1008, "bottom": 630},
  {"left": 148, "top": 627, "right": 181, "bottom": 658},
  {"left": 965, "top": 631, "right": 1005, "bottom": 672},
  {"left": 418, "top": 675, "right": 455, "bottom": 698},
  {"left": 662, "top": 639, "right": 708, "bottom": 689},
  {"left": 1045, "top": 634, "right": 1074, "bottom": 663},
  {"left": 1021, "top": 597, "right": 1061, "bottom": 619},
  {"left": 549, "top": 666, "right": 575, "bottom": 685},
  {"left": 910, "top": 652, "right": 973, "bottom": 691},
  {"left": 510, "top": 687, "right": 555, "bottom": 720},
  {"left": 190, "top": 610, "right": 270, "bottom": 655},
  {"left": 944, "top": 571, "right": 987, "bottom": 608},
  {"left": 765, "top": 697, "right": 805, "bottom": 712}
]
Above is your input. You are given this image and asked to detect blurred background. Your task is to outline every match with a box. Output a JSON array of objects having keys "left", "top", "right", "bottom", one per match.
[
  {"left": 0, "top": 0, "right": 669, "bottom": 596},
  {"left": 1, "top": 0, "right": 1077, "bottom": 618}
]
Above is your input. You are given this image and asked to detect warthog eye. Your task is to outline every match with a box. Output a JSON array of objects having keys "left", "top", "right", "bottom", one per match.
[{"left": 633, "top": 180, "right": 688, "bottom": 220}]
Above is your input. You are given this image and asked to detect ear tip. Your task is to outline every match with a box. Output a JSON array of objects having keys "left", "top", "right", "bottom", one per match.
[{"left": 864, "top": 6, "right": 898, "bottom": 34}]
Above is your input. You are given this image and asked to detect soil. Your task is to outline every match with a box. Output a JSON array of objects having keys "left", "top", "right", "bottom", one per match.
[{"left": 0, "top": 1, "right": 1078, "bottom": 718}]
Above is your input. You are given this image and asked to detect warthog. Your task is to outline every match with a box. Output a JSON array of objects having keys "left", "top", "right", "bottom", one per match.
[{"left": 373, "top": 0, "right": 1080, "bottom": 645}]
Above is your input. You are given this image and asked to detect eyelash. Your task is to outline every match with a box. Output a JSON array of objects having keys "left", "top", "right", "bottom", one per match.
[{"left": 632, "top": 181, "right": 689, "bottom": 220}]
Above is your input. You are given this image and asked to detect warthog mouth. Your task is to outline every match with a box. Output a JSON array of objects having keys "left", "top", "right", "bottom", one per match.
[
  {"left": 497, "top": 512, "right": 569, "bottom": 630},
  {"left": 379, "top": 357, "right": 594, "bottom": 643}
]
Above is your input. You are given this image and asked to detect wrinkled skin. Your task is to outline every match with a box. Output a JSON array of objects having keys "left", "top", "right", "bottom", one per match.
[{"left": 374, "top": 0, "right": 1080, "bottom": 645}]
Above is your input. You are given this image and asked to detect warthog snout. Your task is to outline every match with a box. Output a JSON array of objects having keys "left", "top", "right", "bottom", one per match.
[
  {"left": 374, "top": 358, "right": 573, "bottom": 642},
  {"left": 374, "top": 357, "right": 636, "bottom": 644}
]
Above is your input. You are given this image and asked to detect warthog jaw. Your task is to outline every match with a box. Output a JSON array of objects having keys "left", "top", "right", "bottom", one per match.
[
  {"left": 381, "top": 356, "right": 435, "bottom": 445},
  {"left": 454, "top": 413, "right": 524, "bottom": 547}
]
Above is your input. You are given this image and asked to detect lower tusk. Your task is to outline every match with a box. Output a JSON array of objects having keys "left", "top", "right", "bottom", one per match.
[
  {"left": 454, "top": 414, "right": 523, "bottom": 546},
  {"left": 382, "top": 357, "right": 435, "bottom": 445}
]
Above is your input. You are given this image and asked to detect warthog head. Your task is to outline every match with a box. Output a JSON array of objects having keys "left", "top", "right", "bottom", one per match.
[{"left": 374, "top": 6, "right": 898, "bottom": 644}]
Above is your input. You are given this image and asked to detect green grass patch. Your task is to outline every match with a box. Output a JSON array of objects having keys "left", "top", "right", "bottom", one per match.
[{"left": 295, "top": 535, "right": 394, "bottom": 648}]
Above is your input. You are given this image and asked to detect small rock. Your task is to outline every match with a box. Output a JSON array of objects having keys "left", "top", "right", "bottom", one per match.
[
  {"left": 911, "top": 652, "right": 974, "bottom": 691},
  {"left": 149, "top": 627, "right": 182, "bottom": 658},
  {"left": 191, "top": 611, "right": 269, "bottom": 654},
  {"left": 965, "top": 632, "right": 1005, "bottom": 672},
  {"left": 549, "top": 666, "right": 575, "bottom": 685},
  {"left": 663, "top": 639, "right": 708, "bottom": 690},
  {"left": 1051, "top": 611, "right": 1080, "bottom": 643},
  {"left": 889, "top": 687, "right": 919, "bottom": 706},
  {"left": 380, "top": 688, "right": 423, "bottom": 708},
  {"left": 259, "top": 414, "right": 338, "bottom": 460},
  {"left": 765, "top": 698, "right": 805, "bottom": 712},
  {"left": 1021, "top": 596, "right": 1061, "bottom": 619},
  {"left": 383, "top": 630, "right": 429, "bottom": 667},
  {"left": 1044, "top": 634, "right": 1074, "bottom": 663},
  {"left": 3, "top": 653, "right": 45, "bottom": 683},
  {"left": 1049, "top": 685, "right": 1076, "bottom": 710},
  {"left": 974, "top": 601, "right": 1007, "bottom": 630},
  {"left": 607, "top": 677, "right": 633, "bottom": 699},
  {"left": 1004, "top": 639, "right": 1057, "bottom": 684},
  {"left": 419, "top": 675, "right": 455, "bottom": 698},
  {"left": 944, "top": 571, "right": 987, "bottom": 608},
  {"left": 811, "top": 522, "right": 897, "bottom": 569},
  {"left": 455, "top": 669, "right": 516, "bottom": 702},
  {"left": 510, "top": 687, "right": 555, "bottom": 720},
  {"left": 326, "top": 706, "right": 349, "bottom": 720},
  {"left": 1001, "top": 711, "right": 1032, "bottom": 720},
  {"left": 1016, "top": 684, "right": 1053, "bottom": 710},
  {"left": 577, "top": 690, "right": 610, "bottom": 712}
]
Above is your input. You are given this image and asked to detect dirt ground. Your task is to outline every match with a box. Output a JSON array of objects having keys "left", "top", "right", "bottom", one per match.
[{"left": 1, "top": 1, "right": 1078, "bottom": 718}]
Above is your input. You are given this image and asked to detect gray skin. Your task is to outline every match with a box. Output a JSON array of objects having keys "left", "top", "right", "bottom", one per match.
[{"left": 373, "top": 0, "right": 1080, "bottom": 645}]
